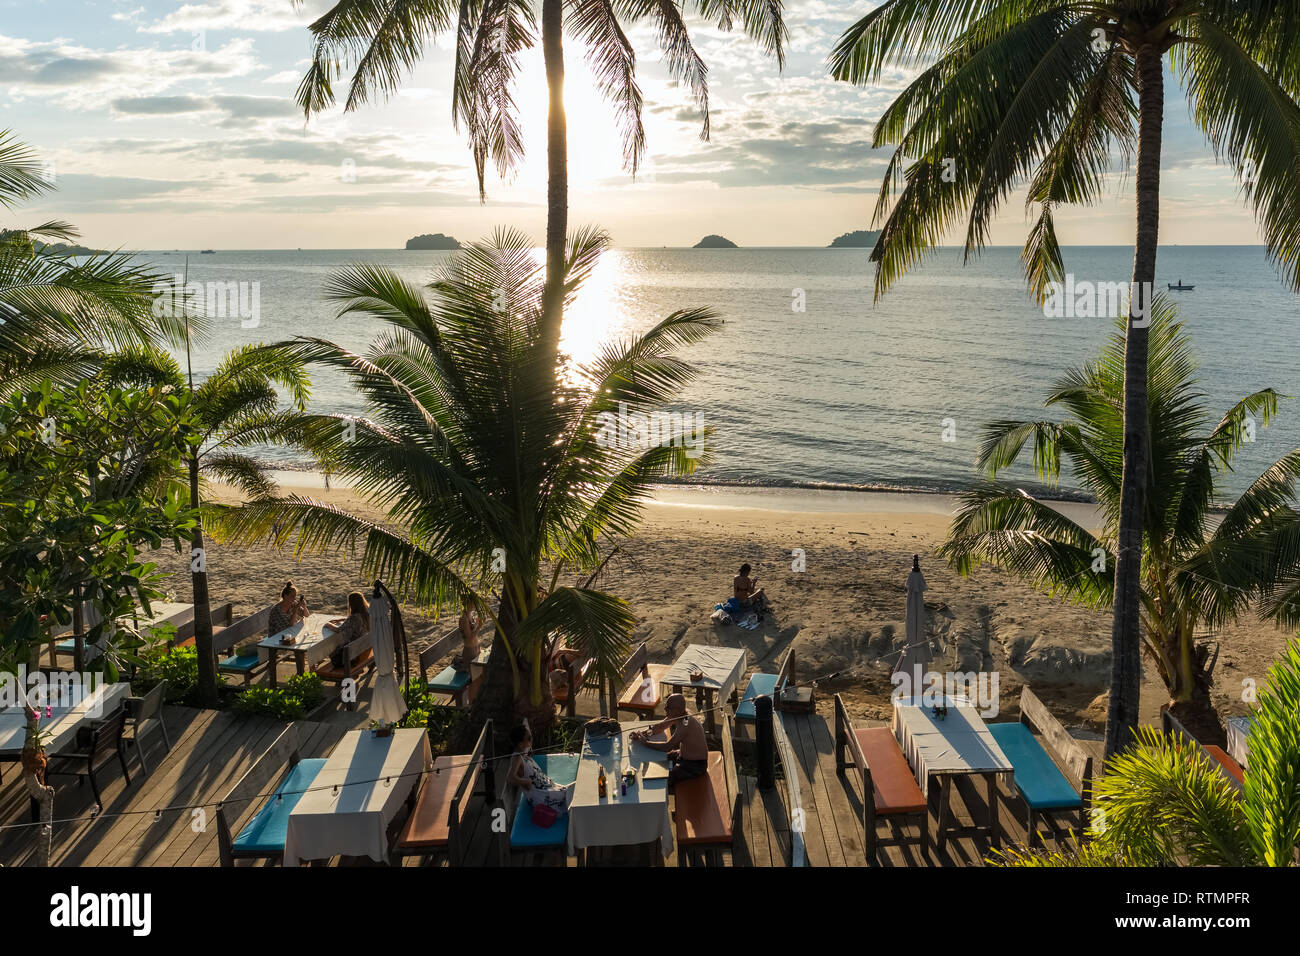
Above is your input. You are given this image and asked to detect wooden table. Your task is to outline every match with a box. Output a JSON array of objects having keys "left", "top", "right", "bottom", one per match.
[
  {"left": 283, "top": 728, "right": 431, "bottom": 866},
  {"left": 0, "top": 681, "right": 131, "bottom": 758},
  {"left": 567, "top": 722, "right": 673, "bottom": 865},
  {"left": 892, "top": 699, "right": 1013, "bottom": 850},
  {"left": 662, "top": 644, "right": 747, "bottom": 736},
  {"left": 47, "top": 601, "right": 194, "bottom": 666},
  {"left": 258, "top": 613, "right": 341, "bottom": 688}
]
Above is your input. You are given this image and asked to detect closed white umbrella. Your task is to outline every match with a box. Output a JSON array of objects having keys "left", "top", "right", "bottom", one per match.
[
  {"left": 369, "top": 593, "right": 407, "bottom": 724},
  {"left": 892, "top": 555, "right": 932, "bottom": 700}
]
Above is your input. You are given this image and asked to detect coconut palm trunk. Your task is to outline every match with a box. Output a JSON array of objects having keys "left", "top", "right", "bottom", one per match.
[
  {"left": 1107, "top": 41, "right": 1165, "bottom": 761},
  {"left": 540, "top": 0, "right": 568, "bottom": 363},
  {"left": 188, "top": 454, "right": 218, "bottom": 707}
]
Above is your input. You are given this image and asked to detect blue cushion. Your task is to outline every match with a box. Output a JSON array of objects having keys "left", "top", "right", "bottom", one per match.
[
  {"left": 428, "top": 665, "right": 471, "bottom": 694},
  {"left": 232, "top": 758, "right": 328, "bottom": 852},
  {"left": 735, "top": 672, "right": 780, "bottom": 720},
  {"left": 987, "top": 722, "right": 1081, "bottom": 810},
  {"left": 508, "top": 753, "right": 580, "bottom": 850},
  {"left": 56, "top": 638, "right": 75, "bottom": 653},
  {"left": 219, "top": 653, "right": 261, "bottom": 673}
]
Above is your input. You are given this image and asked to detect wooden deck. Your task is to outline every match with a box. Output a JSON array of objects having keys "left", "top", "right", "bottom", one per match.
[{"left": 0, "top": 692, "right": 1098, "bottom": 867}]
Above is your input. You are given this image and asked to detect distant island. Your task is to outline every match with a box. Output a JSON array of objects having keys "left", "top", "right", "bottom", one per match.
[
  {"left": 828, "top": 230, "right": 881, "bottom": 248},
  {"left": 405, "top": 233, "right": 462, "bottom": 250},
  {"left": 693, "top": 235, "right": 738, "bottom": 249}
]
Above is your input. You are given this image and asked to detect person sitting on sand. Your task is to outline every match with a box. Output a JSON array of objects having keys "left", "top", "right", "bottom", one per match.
[
  {"left": 734, "top": 563, "right": 768, "bottom": 611},
  {"left": 267, "top": 581, "right": 308, "bottom": 637},
  {"left": 452, "top": 596, "right": 482, "bottom": 672},
  {"left": 631, "top": 694, "right": 710, "bottom": 789},
  {"left": 326, "top": 591, "right": 370, "bottom": 670},
  {"left": 507, "top": 723, "right": 574, "bottom": 811}
]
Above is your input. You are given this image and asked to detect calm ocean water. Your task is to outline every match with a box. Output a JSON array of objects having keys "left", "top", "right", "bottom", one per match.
[{"left": 144, "top": 245, "right": 1300, "bottom": 501}]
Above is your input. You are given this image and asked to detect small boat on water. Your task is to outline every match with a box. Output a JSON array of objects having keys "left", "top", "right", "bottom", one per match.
[
  {"left": 200, "top": 249, "right": 215, "bottom": 254},
  {"left": 1168, "top": 279, "right": 1195, "bottom": 291}
]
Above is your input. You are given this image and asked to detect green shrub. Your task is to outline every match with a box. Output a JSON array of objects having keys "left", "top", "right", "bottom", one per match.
[
  {"left": 232, "top": 673, "right": 324, "bottom": 721},
  {"left": 134, "top": 646, "right": 199, "bottom": 703},
  {"left": 283, "top": 672, "right": 325, "bottom": 709},
  {"left": 234, "top": 687, "right": 307, "bottom": 720}
]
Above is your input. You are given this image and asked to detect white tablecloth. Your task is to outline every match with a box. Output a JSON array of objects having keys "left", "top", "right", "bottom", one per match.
[
  {"left": 282, "top": 728, "right": 431, "bottom": 866},
  {"left": 1226, "top": 716, "right": 1252, "bottom": 768},
  {"left": 0, "top": 681, "right": 131, "bottom": 756},
  {"left": 567, "top": 723, "right": 674, "bottom": 857},
  {"left": 892, "top": 702, "right": 1013, "bottom": 797},
  {"left": 662, "top": 644, "right": 747, "bottom": 703},
  {"left": 258, "top": 613, "right": 342, "bottom": 664}
]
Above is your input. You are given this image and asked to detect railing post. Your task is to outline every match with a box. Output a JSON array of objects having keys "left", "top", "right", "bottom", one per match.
[{"left": 756, "top": 694, "right": 775, "bottom": 791}]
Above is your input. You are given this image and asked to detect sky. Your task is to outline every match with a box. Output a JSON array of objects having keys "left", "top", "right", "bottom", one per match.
[{"left": 0, "top": 0, "right": 1278, "bottom": 250}]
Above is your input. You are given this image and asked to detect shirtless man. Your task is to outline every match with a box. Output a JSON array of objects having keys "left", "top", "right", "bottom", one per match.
[
  {"left": 733, "top": 563, "right": 767, "bottom": 610},
  {"left": 631, "top": 694, "right": 709, "bottom": 789}
]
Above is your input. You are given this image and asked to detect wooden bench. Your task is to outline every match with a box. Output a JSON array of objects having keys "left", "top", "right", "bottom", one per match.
[
  {"left": 217, "top": 725, "right": 326, "bottom": 866},
  {"left": 736, "top": 647, "right": 796, "bottom": 721},
  {"left": 214, "top": 604, "right": 274, "bottom": 687},
  {"left": 987, "top": 688, "right": 1093, "bottom": 847},
  {"left": 167, "top": 602, "right": 233, "bottom": 650},
  {"left": 833, "top": 693, "right": 929, "bottom": 861},
  {"left": 610, "top": 642, "right": 672, "bottom": 719},
  {"left": 673, "top": 713, "right": 741, "bottom": 866},
  {"left": 394, "top": 719, "right": 494, "bottom": 865},
  {"left": 498, "top": 752, "right": 581, "bottom": 867},
  {"left": 314, "top": 627, "right": 376, "bottom": 709},
  {"left": 1162, "top": 709, "right": 1244, "bottom": 793},
  {"left": 416, "top": 624, "right": 491, "bottom": 707}
]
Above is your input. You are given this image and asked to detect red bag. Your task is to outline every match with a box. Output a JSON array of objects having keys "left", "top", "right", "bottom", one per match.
[{"left": 531, "top": 803, "right": 559, "bottom": 828}]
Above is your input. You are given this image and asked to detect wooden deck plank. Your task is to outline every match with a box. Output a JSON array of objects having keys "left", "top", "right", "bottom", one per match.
[
  {"left": 62, "top": 705, "right": 217, "bottom": 867},
  {"left": 781, "top": 715, "right": 834, "bottom": 866},
  {"left": 804, "top": 711, "right": 866, "bottom": 866}
]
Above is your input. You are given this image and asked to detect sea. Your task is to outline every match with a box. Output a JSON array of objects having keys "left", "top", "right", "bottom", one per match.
[{"left": 142, "top": 245, "right": 1300, "bottom": 503}]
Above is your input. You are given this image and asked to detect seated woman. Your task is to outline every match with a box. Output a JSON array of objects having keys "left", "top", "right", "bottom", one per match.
[
  {"left": 267, "top": 581, "right": 308, "bottom": 637},
  {"left": 326, "top": 591, "right": 370, "bottom": 670},
  {"left": 733, "top": 563, "right": 768, "bottom": 611},
  {"left": 507, "top": 723, "right": 574, "bottom": 811}
]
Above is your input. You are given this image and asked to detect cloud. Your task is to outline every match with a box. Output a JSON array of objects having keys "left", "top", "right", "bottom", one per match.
[
  {"left": 0, "top": 34, "right": 261, "bottom": 107},
  {"left": 141, "top": 0, "right": 333, "bottom": 34}
]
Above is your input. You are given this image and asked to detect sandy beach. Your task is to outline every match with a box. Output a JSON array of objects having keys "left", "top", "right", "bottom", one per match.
[{"left": 150, "top": 479, "right": 1289, "bottom": 733}]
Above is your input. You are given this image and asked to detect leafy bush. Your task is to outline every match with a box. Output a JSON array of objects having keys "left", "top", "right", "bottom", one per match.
[
  {"left": 283, "top": 672, "right": 325, "bottom": 709},
  {"left": 234, "top": 687, "right": 307, "bottom": 720},
  {"left": 134, "top": 646, "right": 199, "bottom": 703},
  {"left": 233, "top": 673, "right": 325, "bottom": 721}
]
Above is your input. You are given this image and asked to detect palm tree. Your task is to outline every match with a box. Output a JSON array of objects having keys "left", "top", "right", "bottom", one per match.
[
  {"left": 213, "top": 228, "right": 718, "bottom": 736},
  {"left": 292, "top": 0, "right": 785, "bottom": 379},
  {"left": 829, "top": 1, "right": 1300, "bottom": 760},
  {"left": 0, "top": 131, "right": 189, "bottom": 391},
  {"left": 940, "top": 299, "right": 1300, "bottom": 740},
  {"left": 101, "top": 345, "right": 311, "bottom": 706},
  {"left": 996, "top": 635, "right": 1300, "bottom": 867}
]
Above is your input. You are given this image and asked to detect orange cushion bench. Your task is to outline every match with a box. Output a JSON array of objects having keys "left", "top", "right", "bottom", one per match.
[
  {"left": 617, "top": 664, "right": 671, "bottom": 715},
  {"left": 674, "top": 752, "right": 731, "bottom": 845},
  {"left": 397, "top": 756, "right": 468, "bottom": 851},
  {"left": 834, "top": 693, "right": 930, "bottom": 860}
]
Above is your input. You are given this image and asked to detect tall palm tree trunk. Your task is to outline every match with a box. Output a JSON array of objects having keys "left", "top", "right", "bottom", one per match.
[
  {"left": 189, "top": 456, "right": 218, "bottom": 707},
  {"left": 465, "top": 597, "right": 557, "bottom": 748},
  {"left": 539, "top": 0, "right": 568, "bottom": 367},
  {"left": 1106, "top": 41, "right": 1164, "bottom": 762}
]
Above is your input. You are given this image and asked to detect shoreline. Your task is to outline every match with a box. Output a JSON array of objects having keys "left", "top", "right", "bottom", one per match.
[{"left": 257, "top": 469, "right": 1103, "bottom": 526}]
